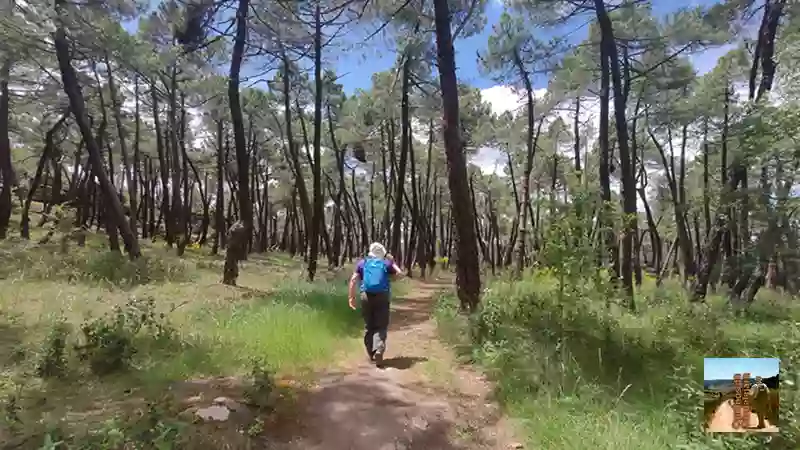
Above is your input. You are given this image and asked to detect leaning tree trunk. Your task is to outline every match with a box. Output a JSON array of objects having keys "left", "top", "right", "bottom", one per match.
[
  {"left": 53, "top": 3, "right": 140, "bottom": 258},
  {"left": 432, "top": 0, "right": 481, "bottom": 313},
  {"left": 21, "top": 112, "right": 69, "bottom": 239}
]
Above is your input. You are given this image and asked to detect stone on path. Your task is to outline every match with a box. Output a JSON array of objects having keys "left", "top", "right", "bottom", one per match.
[{"left": 196, "top": 405, "right": 231, "bottom": 422}]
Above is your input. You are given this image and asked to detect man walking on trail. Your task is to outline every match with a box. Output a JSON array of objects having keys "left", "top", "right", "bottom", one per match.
[
  {"left": 348, "top": 243, "right": 404, "bottom": 366},
  {"left": 750, "top": 376, "right": 771, "bottom": 428}
]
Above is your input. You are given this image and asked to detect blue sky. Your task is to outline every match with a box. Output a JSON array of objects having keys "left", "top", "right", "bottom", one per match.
[
  {"left": 704, "top": 358, "right": 780, "bottom": 380},
  {"left": 126, "top": 0, "right": 732, "bottom": 96},
  {"left": 330, "top": 0, "right": 727, "bottom": 94}
]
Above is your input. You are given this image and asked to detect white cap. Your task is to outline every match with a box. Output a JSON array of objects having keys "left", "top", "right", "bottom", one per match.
[{"left": 368, "top": 242, "right": 387, "bottom": 258}]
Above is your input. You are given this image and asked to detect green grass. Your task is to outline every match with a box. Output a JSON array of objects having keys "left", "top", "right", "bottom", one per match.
[
  {"left": 141, "top": 283, "right": 363, "bottom": 383},
  {"left": 435, "top": 269, "right": 800, "bottom": 450},
  {"left": 0, "top": 235, "right": 364, "bottom": 448}
]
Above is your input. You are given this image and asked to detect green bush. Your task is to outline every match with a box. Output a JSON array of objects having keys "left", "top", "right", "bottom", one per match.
[
  {"left": 35, "top": 321, "right": 71, "bottom": 379},
  {"left": 436, "top": 270, "right": 799, "bottom": 450},
  {"left": 76, "top": 297, "right": 176, "bottom": 376},
  {"left": 40, "top": 400, "right": 186, "bottom": 449}
]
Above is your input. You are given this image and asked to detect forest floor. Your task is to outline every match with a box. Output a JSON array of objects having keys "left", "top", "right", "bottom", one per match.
[
  {"left": 258, "top": 278, "right": 521, "bottom": 450},
  {"left": 0, "top": 232, "right": 520, "bottom": 449}
]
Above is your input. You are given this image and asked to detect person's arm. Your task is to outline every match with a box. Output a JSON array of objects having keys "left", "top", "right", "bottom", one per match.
[
  {"left": 348, "top": 272, "right": 360, "bottom": 309},
  {"left": 389, "top": 263, "right": 405, "bottom": 278},
  {"left": 348, "top": 261, "right": 363, "bottom": 309}
]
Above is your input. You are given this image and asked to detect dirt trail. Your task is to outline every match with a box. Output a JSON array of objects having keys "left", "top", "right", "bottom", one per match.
[
  {"left": 706, "top": 399, "right": 779, "bottom": 433},
  {"left": 269, "top": 279, "right": 520, "bottom": 450}
]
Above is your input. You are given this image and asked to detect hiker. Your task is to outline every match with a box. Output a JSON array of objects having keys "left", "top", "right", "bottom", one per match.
[
  {"left": 348, "top": 243, "right": 404, "bottom": 366},
  {"left": 750, "top": 376, "right": 771, "bottom": 428}
]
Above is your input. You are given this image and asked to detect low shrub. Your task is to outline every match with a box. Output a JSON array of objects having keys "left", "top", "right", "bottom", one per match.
[
  {"left": 76, "top": 297, "right": 176, "bottom": 376},
  {"left": 39, "top": 399, "right": 186, "bottom": 450},
  {"left": 35, "top": 321, "right": 71, "bottom": 379}
]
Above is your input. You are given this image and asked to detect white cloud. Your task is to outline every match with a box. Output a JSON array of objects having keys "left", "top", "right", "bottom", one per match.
[
  {"left": 475, "top": 85, "right": 600, "bottom": 173},
  {"left": 479, "top": 85, "right": 524, "bottom": 115}
]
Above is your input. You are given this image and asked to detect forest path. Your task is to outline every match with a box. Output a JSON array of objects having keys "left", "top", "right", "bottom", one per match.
[{"left": 268, "top": 277, "right": 521, "bottom": 450}]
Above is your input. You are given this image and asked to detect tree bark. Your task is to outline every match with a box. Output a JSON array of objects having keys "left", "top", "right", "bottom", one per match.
[
  {"left": 596, "top": 0, "right": 636, "bottom": 304},
  {"left": 308, "top": 3, "right": 324, "bottom": 281},
  {"left": 432, "top": 0, "right": 481, "bottom": 312},
  {"left": 53, "top": 3, "right": 139, "bottom": 257},
  {"left": 0, "top": 58, "right": 14, "bottom": 240},
  {"left": 227, "top": 0, "right": 252, "bottom": 272}
]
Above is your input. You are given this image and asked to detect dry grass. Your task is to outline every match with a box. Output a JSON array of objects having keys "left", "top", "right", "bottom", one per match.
[{"left": 0, "top": 234, "right": 364, "bottom": 448}]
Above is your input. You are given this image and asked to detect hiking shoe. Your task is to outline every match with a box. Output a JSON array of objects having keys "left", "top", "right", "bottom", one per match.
[{"left": 373, "top": 351, "right": 384, "bottom": 367}]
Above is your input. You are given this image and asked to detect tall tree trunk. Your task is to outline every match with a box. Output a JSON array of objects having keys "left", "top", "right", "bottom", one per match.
[
  {"left": 213, "top": 120, "right": 225, "bottom": 254},
  {"left": 151, "top": 84, "right": 172, "bottom": 245},
  {"left": 223, "top": 0, "right": 251, "bottom": 285},
  {"left": 133, "top": 77, "right": 141, "bottom": 239},
  {"left": 0, "top": 58, "right": 16, "bottom": 239},
  {"left": 308, "top": 3, "right": 324, "bottom": 281},
  {"left": 391, "top": 57, "right": 412, "bottom": 259},
  {"left": 702, "top": 120, "right": 711, "bottom": 237},
  {"left": 514, "top": 51, "right": 542, "bottom": 278},
  {"left": 432, "top": 0, "right": 481, "bottom": 312},
  {"left": 228, "top": 0, "right": 251, "bottom": 234},
  {"left": 105, "top": 54, "right": 137, "bottom": 239},
  {"left": 281, "top": 51, "right": 312, "bottom": 255},
  {"left": 176, "top": 87, "right": 192, "bottom": 256},
  {"left": 597, "top": 34, "right": 618, "bottom": 279},
  {"left": 596, "top": 0, "right": 635, "bottom": 304},
  {"left": 166, "top": 72, "right": 185, "bottom": 254},
  {"left": 573, "top": 96, "right": 581, "bottom": 175},
  {"left": 328, "top": 103, "right": 345, "bottom": 267},
  {"left": 648, "top": 129, "right": 696, "bottom": 282}
]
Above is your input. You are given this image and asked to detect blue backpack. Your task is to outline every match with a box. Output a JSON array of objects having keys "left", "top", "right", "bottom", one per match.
[{"left": 362, "top": 257, "right": 390, "bottom": 293}]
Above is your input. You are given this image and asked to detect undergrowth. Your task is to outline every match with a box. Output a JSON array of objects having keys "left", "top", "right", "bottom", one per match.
[
  {"left": 0, "top": 239, "right": 363, "bottom": 449},
  {"left": 436, "top": 272, "right": 799, "bottom": 449},
  {"left": 0, "top": 242, "right": 191, "bottom": 287},
  {"left": 435, "top": 206, "right": 799, "bottom": 450}
]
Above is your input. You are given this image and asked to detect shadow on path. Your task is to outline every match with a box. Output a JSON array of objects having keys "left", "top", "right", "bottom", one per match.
[
  {"left": 379, "top": 356, "right": 428, "bottom": 370},
  {"left": 267, "top": 366, "right": 476, "bottom": 450}
]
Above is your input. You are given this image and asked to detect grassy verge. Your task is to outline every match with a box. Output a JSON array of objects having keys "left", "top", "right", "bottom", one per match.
[
  {"left": 434, "top": 270, "right": 799, "bottom": 450},
  {"left": 0, "top": 236, "right": 362, "bottom": 448}
]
